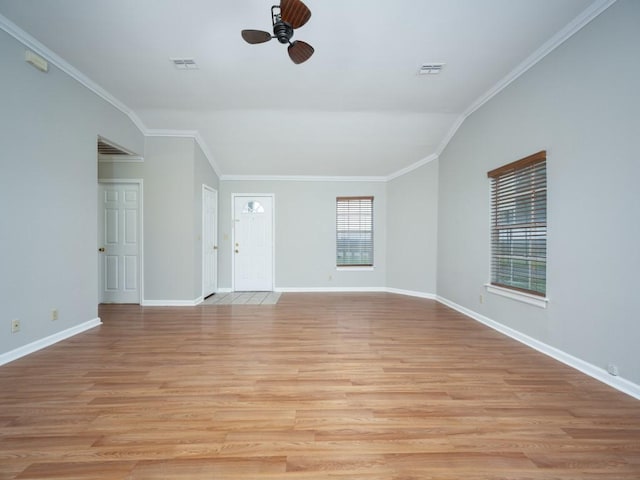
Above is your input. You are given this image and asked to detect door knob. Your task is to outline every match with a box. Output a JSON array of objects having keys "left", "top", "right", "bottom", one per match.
[
  {"left": 98, "top": 247, "right": 106, "bottom": 252},
  {"left": 213, "top": 246, "right": 218, "bottom": 250},
  {"left": 235, "top": 249, "right": 239, "bottom": 254}
]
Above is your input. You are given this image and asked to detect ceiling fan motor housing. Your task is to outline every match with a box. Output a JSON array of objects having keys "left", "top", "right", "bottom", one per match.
[
  {"left": 274, "top": 21, "right": 294, "bottom": 43},
  {"left": 242, "top": 0, "right": 314, "bottom": 63}
]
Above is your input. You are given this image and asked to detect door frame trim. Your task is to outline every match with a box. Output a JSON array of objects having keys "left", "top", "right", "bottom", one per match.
[
  {"left": 202, "top": 184, "right": 218, "bottom": 298},
  {"left": 231, "top": 193, "right": 275, "bottom": 292},
  {"left": 98, "top": 178, "right": 144, "bottom": 304}
]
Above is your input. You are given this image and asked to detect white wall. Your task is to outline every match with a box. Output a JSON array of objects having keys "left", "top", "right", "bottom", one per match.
[
  {"left": 218, "top": 180, "right": 387, "bottom": 291},
  {"left": 0, "top": 29, "right": 143, "bottom": 357},
  {"left": 387, "top": 160, "right": 439, "bottom": 296},
  {"left": 437, "top": 0, "right": 640, "bottom": 384}
]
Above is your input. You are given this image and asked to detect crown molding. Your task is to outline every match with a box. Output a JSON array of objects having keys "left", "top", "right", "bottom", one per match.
[
  {"left": 435, "top": 115, "right": 466, "bottom": 157},
  {"left": 145, "top": 129, "right": 199, "bottom": 137},
  {"left": 0, "top": 13, "right": 147, "bottom": 134},
  {"left": 193, "top": 132, "right": 222, "bottom": 178},
  {"left": 386, "top": 153, "right": 439, "bottom": 182},
  {"left": 0, "top": 15, "right": 224, "bottom": 178},
  {"left": 221, "top": 174, "right": 388, "bottom": 183},
  {"left": 145, "top": 129, "right": 222, "bottom": 178},
  {"left": 386, "top": 0, "right": 617, "bottom": 181},
  {"left": 2, "top": 1, "right": 617, "bottom": 184},
  {"left": 461, "top": 0, "right": 617, "bottom": 120}
]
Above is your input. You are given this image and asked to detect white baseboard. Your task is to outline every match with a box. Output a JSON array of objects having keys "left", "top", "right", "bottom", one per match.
[
  {"left": 275, "top": 287, "right": 436, "bottom": 300},
  {"left": 275, "top": 286, "right": 388, "bottom": 293},
  {"left": 0, "top": 318, "right": 102, "bottom": 367},
  {"left": 215, "top": 286, "right": 436, "bottom": 298},
  {"left": 386, "top": 287, "right": 436, "bottom": 300},
  {"left": 436, "top": 295, "right": 640, "bottom": 401},
  {"left": 4, "top": 292, "right": 636, "bottom": 401},
  {"left": 141, "top": 299, "right": 202, "bottom": 307}
]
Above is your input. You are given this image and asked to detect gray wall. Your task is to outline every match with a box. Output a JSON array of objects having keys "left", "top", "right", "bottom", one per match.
[
  {"left": 0, "top": 29, "right": 143, "bottom": 356},
  {"left": 3, "top": 0, "right": 637, "bottom": 391},
  {"left": 218, "top": 180, "right": 387, "bottom": 290},
  {"left": 140, "top": 137, "right": 195, "bottom": 301},
  {"left": 387, "top": 160, "right": 439, "bottom": 295},
  {"left": 437, "top": 0, "right": 640, "bottom": 383},
  {"left": 99, "top": 136, "right": 220, "bottom": 302}
]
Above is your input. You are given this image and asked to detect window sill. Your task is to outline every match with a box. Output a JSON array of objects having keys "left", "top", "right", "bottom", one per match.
[
  {"left": 336, "top": 266, "right": 375, "bottom": 272},
  {"left": 485, "top": 284, "right": 548, "bottom": 308}
]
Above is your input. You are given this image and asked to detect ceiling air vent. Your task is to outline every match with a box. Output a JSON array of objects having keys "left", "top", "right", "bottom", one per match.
[
  {"left": 418, "top": 63, "right": 445, "bottom": 75},
  {"left": 98, "top": 138, "right": 142, "bottom": 162},
  {"left": 171, "top": 58, "right": 198, "bottom": 70}
]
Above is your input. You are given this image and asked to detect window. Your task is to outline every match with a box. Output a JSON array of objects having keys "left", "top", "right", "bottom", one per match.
[
  {"left": 336, "top": 196, "right": 373, "bottom": 267},
  {"left": 242, "top": 201, "right": 264, "bottom": 214},
  {"left": 487, "top": 151, "right": 546, "bottom": 296}
]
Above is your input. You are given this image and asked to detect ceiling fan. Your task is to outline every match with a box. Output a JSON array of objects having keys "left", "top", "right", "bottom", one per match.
[{"left": 241, "top": 0, "right": 314, "bottom": 64}]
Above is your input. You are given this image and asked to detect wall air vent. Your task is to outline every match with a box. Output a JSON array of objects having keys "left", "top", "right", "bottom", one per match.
[
  {"left": 418, "top": 63, "right": 445, "bottom": 75},
  {"left": 98, "top": 138, "right": 143, "bottom": 163},
  {"left": 25, "top": 50, "right": 48, "bottom": 73},
  {"left": 171, "top": 58, "right": 198, "bottom": 70}
]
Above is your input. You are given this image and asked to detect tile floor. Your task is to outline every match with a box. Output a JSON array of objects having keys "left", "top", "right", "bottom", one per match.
[{"left": 202, "top": 291, "right": 281, "bottom": 305}]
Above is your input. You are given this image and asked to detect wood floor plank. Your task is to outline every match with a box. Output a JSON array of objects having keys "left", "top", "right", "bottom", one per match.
[
  {"left": 130, "top": 456, "right": 287, "bottom": 479},
  {"left": 1, "top": 293, "right": 639, "bottom": 479},
  {"left": 15, "top": 461, "right": 136, "bottom": 480}
]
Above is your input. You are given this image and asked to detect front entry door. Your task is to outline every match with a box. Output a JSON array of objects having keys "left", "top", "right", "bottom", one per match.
[
  {"left": 98, "top": 182, "right": 141, "bottom": 303},
  {"left": 233, "top": 195, "right": 273, "bottom": 291}
]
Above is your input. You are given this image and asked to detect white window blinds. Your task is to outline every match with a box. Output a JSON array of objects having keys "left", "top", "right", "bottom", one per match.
[
  {"left": 336, "top": 196, "right": 374, "bottom": 267},
  {"left": 488, "top": 151, "right": 547, "bottom": 296}
]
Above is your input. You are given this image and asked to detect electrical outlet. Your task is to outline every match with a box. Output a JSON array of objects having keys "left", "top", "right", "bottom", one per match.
[
  {"left": 607, "top": 363, "right": 619, "bottom": 376},
  {"left": 11, "top": 319, "right": 20, "bottom": 333},
  {"left": 51, "top": 309, "right": 58, "bottom": 321}
]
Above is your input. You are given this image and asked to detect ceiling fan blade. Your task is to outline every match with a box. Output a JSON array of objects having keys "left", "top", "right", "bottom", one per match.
[
  {"left": 288, "top": 40, "right": 314, "bottom": 64},
  {"left": 280, "top": 0, "right": 311, "bottom": 29},
  {"left": 241, "top": 30, "right": 272, "bottom": 44}
]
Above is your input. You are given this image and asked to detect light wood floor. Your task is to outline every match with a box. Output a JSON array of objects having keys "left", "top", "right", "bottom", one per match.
[{"left": 1, "top": 293, "right": 639, "bottom": 479}]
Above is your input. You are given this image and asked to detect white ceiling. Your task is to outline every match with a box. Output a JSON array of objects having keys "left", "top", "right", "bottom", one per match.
[{"left": 0, "top": 0, "right": 605, "bottom": 177}]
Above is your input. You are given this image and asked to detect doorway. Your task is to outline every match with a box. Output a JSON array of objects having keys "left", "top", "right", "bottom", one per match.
[
  {"left": 202, "top": 185, "right": 218, "bottom": 298},
  {"left": 98, "top": 180, "right": 143, "bottom": 303},
  {"left": 232, "top": 194, "right": 274, "bottom": 291}
]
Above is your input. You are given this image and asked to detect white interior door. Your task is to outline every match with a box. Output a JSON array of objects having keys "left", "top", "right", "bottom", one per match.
[
  {"left": 98, "top": 182, "right": 141, "bottom": 303},
  {"left": 233, "top": 195, "right": 273, "bottom": 291},
  {"left": 202, "top": 186, "right": 218, "bottom": 298}
]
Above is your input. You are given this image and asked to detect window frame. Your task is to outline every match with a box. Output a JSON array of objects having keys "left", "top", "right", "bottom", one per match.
[
  {"left": 336, "top": 196, "right": 374, "bottom": 268},
  {"left": 487, "top": 151, "right": 547, "bottom": 300}
]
